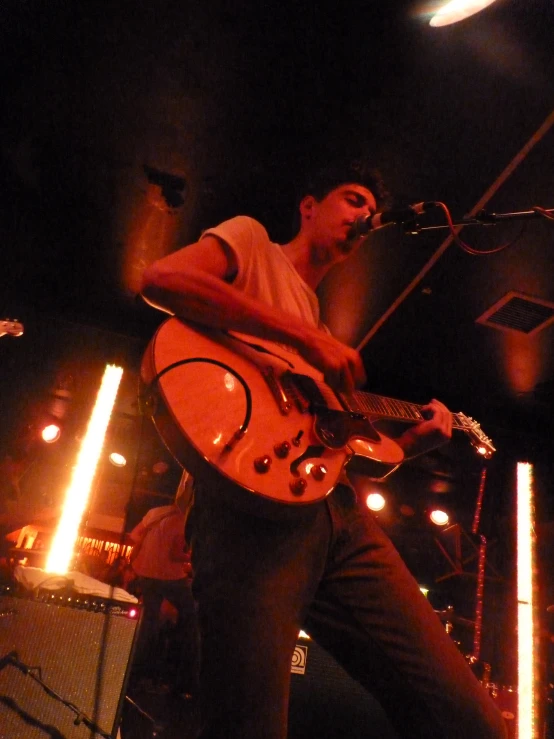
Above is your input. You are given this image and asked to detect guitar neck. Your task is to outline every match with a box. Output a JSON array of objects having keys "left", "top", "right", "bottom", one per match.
[{"left": 348, "top": 390, "right": 466, "bottom": 431}]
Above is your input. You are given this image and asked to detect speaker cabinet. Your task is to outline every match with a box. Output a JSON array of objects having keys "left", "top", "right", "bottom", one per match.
[
  {"left": 0, "top": 589, "right": 140, "bottom": 739},
  {"left": 289, "top": 636, "right": 398, "bottom": 738}
]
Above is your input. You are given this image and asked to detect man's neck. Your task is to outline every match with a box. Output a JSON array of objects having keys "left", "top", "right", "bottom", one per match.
[{"left": 280, "top": 235, "right": 336, "bottom": 291}]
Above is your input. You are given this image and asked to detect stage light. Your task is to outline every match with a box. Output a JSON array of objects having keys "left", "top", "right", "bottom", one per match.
[
  {"left": 366, "top": 493, "right": 386, "bottom": 512},
  {"left": 41, "top": 423, "right": 61, "bottom": 443},
  {"left": 46, "top": 364, "right": 123, "bottom": 575},
  {"left": 517, "top": 461, "right": 538, "bottom": 739},
  {"left": 109, "top": 452, "right": 127, "bottom": 467},
  {"left": 429, "top": 509, "right": 449, "bottom": 526},
  {"left": 430, "top": 0, "right": 497, "bottom": 27}
]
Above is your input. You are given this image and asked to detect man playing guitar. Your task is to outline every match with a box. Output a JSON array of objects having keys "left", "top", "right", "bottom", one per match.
[{"left": 141, "top": 162, "right": 506, "bottom": 739}]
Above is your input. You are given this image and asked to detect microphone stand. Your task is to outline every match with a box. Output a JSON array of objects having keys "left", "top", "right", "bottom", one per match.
[{"left": 404, "top": 207, "right": 554, "bottom": 233}]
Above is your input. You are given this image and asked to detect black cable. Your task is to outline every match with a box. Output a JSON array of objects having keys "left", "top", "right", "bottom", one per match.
[
  {"left": 433, "top": 201, "right": 528, "bottom": 256},
  {"left": 0, "top": 651, "right": 112, "bottom": 738},
  {"left": 533, "top": 205, "right": 554, "bottom": 222},
  {"left": 141, "top": 357, "right": 253, "bottom": 438}
]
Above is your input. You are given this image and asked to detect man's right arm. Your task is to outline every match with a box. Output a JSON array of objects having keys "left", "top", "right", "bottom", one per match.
[
  {"left": 141, "top": 236, "right": 365, "bottom": 392},
  {"left": 141, "top": 236, "right": 309, "bottom": 345}
]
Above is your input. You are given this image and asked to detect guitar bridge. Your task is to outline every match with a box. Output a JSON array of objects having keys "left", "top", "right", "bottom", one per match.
[{"left": 261, "top": 365, "right": 293, "bottom": 415}]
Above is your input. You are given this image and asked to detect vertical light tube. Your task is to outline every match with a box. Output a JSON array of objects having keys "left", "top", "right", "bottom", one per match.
[
  {"left": 46, "top": 364, "right": 123, "bottom": 575},
  {"left": 517, "top": 461, "right": 537, "bottom": 739}
]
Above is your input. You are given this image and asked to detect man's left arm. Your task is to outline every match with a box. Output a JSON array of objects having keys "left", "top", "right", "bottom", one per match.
[{"left": 394, "top": 398, "right": 453, "bottom": 459}]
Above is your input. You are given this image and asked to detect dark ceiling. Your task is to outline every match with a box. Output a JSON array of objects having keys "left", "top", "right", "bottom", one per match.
[{"left": 1, "top": 0, "right": 554, "bottom": 616}]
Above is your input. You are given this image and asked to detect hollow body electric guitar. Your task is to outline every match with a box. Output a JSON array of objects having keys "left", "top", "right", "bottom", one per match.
[{"left": 141, "top": 318, "right": 495, "bottom": 516}]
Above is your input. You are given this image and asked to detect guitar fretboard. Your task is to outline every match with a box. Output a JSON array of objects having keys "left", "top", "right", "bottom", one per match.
[{"left": 347, "top": 391, "right": 466, "bottom": 431}]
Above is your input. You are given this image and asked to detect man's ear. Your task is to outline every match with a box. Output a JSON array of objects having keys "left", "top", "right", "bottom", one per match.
[{"left": 299, "top": 195, "right": 316, "bottom": 220}]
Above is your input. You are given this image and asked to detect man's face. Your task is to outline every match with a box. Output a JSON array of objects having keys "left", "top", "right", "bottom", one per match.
[{"left": 301, "top": 183, "right": 378, "bottom": 263}]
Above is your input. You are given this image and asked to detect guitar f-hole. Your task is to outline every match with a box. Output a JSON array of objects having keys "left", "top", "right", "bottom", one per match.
[{"left": 290, "top": 445, "right": 326, "bottom": 476}]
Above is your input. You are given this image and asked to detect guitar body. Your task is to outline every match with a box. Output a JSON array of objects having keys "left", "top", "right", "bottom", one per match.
[{"left": 141, "top": 318, "right": 404, "bottom": 516}]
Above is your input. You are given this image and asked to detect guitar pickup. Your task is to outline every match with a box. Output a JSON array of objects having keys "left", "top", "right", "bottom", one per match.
[
  {"left": 281, "top": 371, "right": 314, "bottom": 414},
  {"left": 261, "top": 365, "right": 293, "bottom": 415}
]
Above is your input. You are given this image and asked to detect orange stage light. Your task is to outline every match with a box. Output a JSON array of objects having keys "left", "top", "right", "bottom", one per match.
[
  {"left": 517, "top": 461, "right": 538, "bottom": 739},
  {"left": 109, "top": 452, "right": 127, "bottom": 467},
  {"left": 46, "top": 364, "right": 123, "bottom": 575},
  {"left": 429, "top": 509, "right": 449, "bottom": 526},
  {"left": 366, "top": 493, "right": 386, "bottom": 512},
  {"left": 41, "top": 423, "right": 61, "bottom": 443}
]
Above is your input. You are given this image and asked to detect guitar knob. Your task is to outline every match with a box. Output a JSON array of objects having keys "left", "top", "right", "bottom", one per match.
[
  {"left": 289, "top": 477, "right": 307, "bottom": 496},
  {"left": 310, "top": 464, "right": 327, "bottom": 482},
  {"left": 254, "top": 455, "right": 272, "bottom": 474},
  {"left": 274, "top": 441, "right": 291, "bottom": 459}
]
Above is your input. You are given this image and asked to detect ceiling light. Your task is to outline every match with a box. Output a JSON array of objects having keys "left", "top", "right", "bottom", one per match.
[
  {"left": 41, "top": 423, "right": 61, "bottom": 443},
  {"left": 366, "top": 493, "right": 386, "bottom": 512},
  {"left": 430, "top": 0, "right": 497, "bottom": 27},
  {"left": 429, "top": 509, "right": 450, "bottom": 526},
  {"left": 109, "top": 452, "right": 127, "bottom": 467}
]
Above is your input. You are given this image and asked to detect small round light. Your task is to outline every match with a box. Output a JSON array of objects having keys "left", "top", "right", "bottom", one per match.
[
  {"left": 430, "top": 509, "right": 449, "bottom": 526},
  {"left": 366, "top": 493, "right": 386, "bottom": 512},
  {"left": 41, "top": 424, "right": 61, "bottom": 443},
  {"left": 109, "top": 452, "right": 127, "bottom": 467}
]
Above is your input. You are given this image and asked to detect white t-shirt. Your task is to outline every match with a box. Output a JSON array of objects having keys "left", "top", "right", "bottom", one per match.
[
  {"left": 202, "top": 215, "right": 355, "bottom": 495},
  {"left": 202, "top": 216, "right": 321, "bottom": 328}
]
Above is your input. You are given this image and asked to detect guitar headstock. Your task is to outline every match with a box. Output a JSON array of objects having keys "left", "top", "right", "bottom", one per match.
[
  {"left": 0, "top": 320, "right": 24, "bottom": 337},
  {"left": 456, "top": 412, "right": 496, "bottom": 459}
]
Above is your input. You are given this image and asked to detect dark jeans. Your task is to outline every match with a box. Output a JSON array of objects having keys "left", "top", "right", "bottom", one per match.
[
  {"left": 133, "top": 575, "right": 199, "bottom": 693},
  {"left": 191, "top": 483, "right": 507, "bottom": 739}
]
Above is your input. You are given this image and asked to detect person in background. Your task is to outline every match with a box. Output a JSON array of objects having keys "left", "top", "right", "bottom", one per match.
[{"left": 129, "top": 484, "right": 199, "bottom": 698}]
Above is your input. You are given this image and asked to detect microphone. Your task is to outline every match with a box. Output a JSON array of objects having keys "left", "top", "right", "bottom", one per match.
[{"left": 349, "top": 201, "right": 436, "bottom": 238}]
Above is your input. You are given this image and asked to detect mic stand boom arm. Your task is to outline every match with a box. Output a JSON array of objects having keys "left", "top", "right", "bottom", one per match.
[{"left": 407, "top": 206, "right": 554, "bottom": 233}]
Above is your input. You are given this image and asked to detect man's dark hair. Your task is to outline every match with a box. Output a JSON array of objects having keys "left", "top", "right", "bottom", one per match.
[
  {"left": 289, "top": 159, "right": 391, "bottom": 236},
  {"left": 300, "top": 159, "right": 391, "bottom": 209}
]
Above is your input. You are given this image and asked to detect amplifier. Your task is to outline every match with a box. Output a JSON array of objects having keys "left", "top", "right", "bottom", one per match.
[
  {"left": 0, "top": 588, "right": 140, "bottom": 739},
  {"left": 289, "top": 635, "right": 398, "bottom": 738}
]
